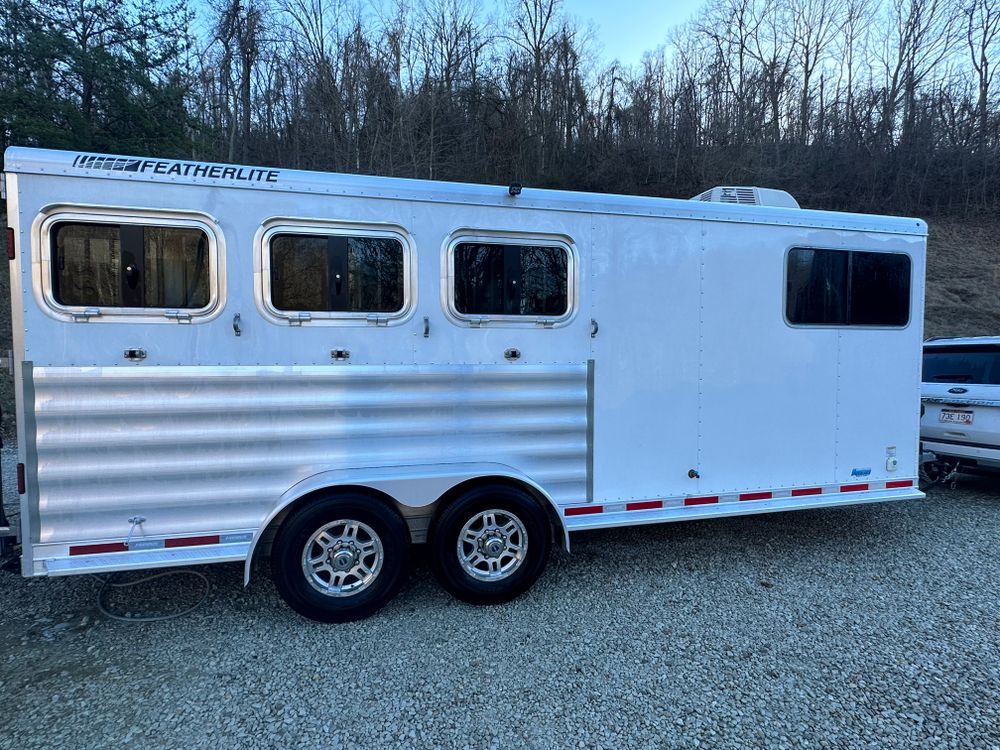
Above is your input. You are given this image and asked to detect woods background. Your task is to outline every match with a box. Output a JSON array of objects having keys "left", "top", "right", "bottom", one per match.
[{"left": 1, "top": 0, "right": 998, "bottom": 216}]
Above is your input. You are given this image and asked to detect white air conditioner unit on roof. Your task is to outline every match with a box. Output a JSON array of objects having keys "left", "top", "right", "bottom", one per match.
[{"left": 692, "top": 186, "right": 799, "bottom": 209}]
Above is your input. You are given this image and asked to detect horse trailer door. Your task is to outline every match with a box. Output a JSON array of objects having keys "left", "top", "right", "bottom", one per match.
[{"left": 589, "top": 215, "right": 702, "bottom": 502}]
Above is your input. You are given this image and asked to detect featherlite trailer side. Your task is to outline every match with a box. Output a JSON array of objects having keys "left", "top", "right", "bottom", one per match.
[{"left": 1, "top": 147, "right": 927, "bottom": 622}]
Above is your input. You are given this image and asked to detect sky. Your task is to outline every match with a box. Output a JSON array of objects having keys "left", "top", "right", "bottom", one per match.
[
  {"left": 188, "top": 0, "right": 705, "bottom": 69},
  {"left": 560, "top": 0, "right": 702, "bottom": 66}
]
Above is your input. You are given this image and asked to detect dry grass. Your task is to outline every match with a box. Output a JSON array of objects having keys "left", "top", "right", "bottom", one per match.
[{"left": 925, "top": 218, "right": 1000, "bottom": 339}]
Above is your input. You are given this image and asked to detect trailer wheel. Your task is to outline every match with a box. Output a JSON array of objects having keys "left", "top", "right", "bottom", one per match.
[
  {"left": 430, "top": 484, "right": 551, "bottom": 605},
  {"left": 271, "top": 493, "right": 409, "bottom": 623}
]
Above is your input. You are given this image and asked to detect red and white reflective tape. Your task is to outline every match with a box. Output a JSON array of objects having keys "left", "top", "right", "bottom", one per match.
[
  {"left": 69, "top": 532, "right": 252, "bottom": 556},
  {"left": 563, "top": 478, "right": 915, "bottom": 517}
]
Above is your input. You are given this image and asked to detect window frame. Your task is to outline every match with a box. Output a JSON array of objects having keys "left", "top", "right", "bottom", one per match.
[
  {"left": 256, "top": 219, "right": 416, "bottom": 327},
  {"left": 443, "top": 230, "right": 578, "bottom": 328},
  {"left": 35, "top": 205, "right": 225, "bottom": 324},
  {"left": 783, "top": 245, "right": 913, "bottom": 330}
]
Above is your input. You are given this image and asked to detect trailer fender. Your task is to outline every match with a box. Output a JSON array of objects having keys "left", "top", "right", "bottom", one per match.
[{"left": 244, "top": 462, "right": 568, "bottom": 585}]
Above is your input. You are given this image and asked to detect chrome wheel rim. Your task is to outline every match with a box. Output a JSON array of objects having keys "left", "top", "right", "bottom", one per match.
[
  {"left": 301, "top": 520, "right": 383, "bottom": 597},
  {"left": 457, "top": 509, "right": 528, "bottom": 581}
]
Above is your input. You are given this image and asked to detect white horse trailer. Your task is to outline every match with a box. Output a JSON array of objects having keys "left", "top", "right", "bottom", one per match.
[{"left": 2, "top": 147, "right": 927, "bottom": 621}]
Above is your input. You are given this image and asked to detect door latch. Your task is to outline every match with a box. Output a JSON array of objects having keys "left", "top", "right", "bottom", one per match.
[
  {"left": 71, "top": 307, "right": 102, "bottom": 321},
  {"left": 125, "top": 516, "right": 146, "bottom": 548}
]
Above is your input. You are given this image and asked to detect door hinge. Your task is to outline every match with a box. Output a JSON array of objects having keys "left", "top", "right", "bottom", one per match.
[
  {"left": 535, "top": 318, "right": 556, "bottom": 328},
  {"left": 164, "top": 310, "right": 192, "bottom": 323},
  {"left": 71, "top": 307, "right": 102, "bottom": 322},
  {"left": 468, "top": 317, "right": 488, "bottom": 328},
  {"left": 288, "top": 312, "right": 312, "bottom": 326},
  {"left": 0, "top": 350, "right": 12, "bottom": 375},
  {"left": 366, "top": 314, "right": 389, "bottom": 327}
]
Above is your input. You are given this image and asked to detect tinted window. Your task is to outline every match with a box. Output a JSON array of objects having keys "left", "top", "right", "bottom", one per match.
[
  {"left": 52, "top": 222, "right": 210, "bottom": 309},
  {"left": 786, "top": 248, "right": 848, "bottom": 325},
  {"left": 923, "top": 346, "right": 1000, "bottom": 385},
  {"left": 454, "top": 243, "right": 568, "bottom": 316},
  {"left": 849, "top": 251, "right": 911, "bottom": 326},
  {"left": 270, "top": 234, "right": 404, "bottom": 313},
  {"left": 786, "top": 248, "right": 910, "bottom": 327}
]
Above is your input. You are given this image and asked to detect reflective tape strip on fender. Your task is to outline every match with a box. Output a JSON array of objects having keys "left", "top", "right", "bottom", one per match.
[
  {"left": 562, "top": 479, "right": 916, "bottom": 517},
  {"left": 69, "top": 532, "right": 251, "bottom": 556}
]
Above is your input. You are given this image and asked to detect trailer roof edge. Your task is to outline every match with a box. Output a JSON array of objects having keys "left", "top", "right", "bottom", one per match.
[{"left": 3, "top": 146, "right": 928, "bottom": 237}]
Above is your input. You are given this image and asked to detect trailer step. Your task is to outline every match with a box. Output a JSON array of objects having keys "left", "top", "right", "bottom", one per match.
[{"left": 42, "top": 541, "right": 249, "bottom": 576}]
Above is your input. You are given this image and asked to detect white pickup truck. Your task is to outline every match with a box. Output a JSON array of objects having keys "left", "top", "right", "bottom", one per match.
[{"left": 921, "top": 337, "right": 1000, "bottom": 473}]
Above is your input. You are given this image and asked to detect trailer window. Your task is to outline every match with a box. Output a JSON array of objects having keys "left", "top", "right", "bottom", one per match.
[
  {"left": 269, "top": 233, "right": 404, "bottom": 313},
  {"left": 786, "top": 248, "right": 910, "bottom": 327},
  {"left": 454, "top": 243, "right": 568, "bottom": 317},
  {"left": 51, "top": 222, "right": 210, "bottom": 309}
]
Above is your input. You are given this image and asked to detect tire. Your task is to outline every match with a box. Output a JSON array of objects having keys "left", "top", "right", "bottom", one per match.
[
  {"left": 271, "top": 493, "right": 409, "bottom": 623},
  {"left": 430, "top": 483, "right": 552, "bottom": 606}
]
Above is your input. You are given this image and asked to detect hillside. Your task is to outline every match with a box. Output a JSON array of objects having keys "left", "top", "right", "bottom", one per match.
[
  {"left": 0, "top": 217, "right": 996, "bottom": 437},
  {"left": 924, "top": 219, "right": 1000, "bottom": 338}
]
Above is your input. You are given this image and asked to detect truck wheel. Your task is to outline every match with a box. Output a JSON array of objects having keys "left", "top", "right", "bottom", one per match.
[
  {"left": 430, "top": 484, "right": 552, "bottom": 605},
  {"left": 271, "top": 493, "right": 409, "bottom": 623}
]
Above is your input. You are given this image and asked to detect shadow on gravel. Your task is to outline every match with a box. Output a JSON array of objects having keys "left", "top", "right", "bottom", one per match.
[{"left": 926, "top": 471, "right": 1000, "bottom": 500}]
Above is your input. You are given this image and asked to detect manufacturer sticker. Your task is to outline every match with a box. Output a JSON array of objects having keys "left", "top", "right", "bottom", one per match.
[{"left": 73, "top": 154, "right": 280, "bottom": 183}]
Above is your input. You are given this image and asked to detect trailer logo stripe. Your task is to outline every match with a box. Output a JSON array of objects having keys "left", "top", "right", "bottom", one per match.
[{"left": 73, "top": 153, "right": 280, "bottom": 183}]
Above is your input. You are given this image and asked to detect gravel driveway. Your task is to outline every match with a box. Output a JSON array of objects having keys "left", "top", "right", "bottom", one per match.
[{"left": 1, "top": 443, "right": 998, "bottom": 750}]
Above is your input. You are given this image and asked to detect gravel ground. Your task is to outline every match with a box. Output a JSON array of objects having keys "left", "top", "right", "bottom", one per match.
[{"left": 1, "top": 444, "right": 998, "bottom": 750}]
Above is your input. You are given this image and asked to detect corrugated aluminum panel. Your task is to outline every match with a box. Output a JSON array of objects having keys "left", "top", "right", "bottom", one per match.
[{"left": 31, "top": 364, "right": 588, "bottom": 545}]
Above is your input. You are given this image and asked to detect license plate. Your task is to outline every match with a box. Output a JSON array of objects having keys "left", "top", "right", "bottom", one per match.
[{"left": 939, "top": 409, "right": 974, "bottom": 425}]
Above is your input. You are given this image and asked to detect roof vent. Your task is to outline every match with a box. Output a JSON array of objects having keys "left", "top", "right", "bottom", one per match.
[{"left": 692, "top": 186, "right": 799, "bottom": 209}]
